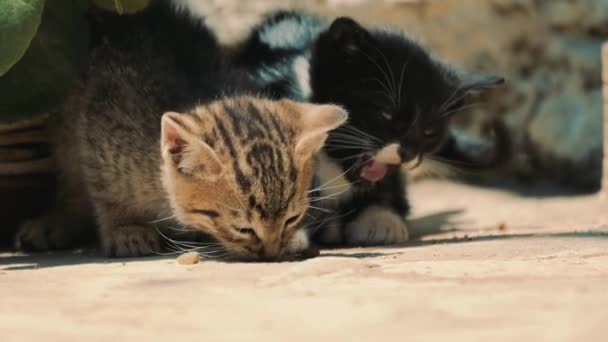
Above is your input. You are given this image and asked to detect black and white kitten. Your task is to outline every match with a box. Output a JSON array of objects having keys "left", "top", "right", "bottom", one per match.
[{"left": 234, "top": 11, "right": 505, "bottom": 246}]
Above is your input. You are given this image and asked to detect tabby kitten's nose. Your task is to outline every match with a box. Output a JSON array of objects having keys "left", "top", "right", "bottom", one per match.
[{"left": 259, "top": 244, "right": 280, "bottom": 261}]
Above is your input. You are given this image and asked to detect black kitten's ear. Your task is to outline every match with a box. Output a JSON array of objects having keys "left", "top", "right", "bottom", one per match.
[
  {"left": 327, "top": 17, "right": 368, "bottom": 50},
  {"left": 461, "top": 74, "right": 505, "bottom": 93}
]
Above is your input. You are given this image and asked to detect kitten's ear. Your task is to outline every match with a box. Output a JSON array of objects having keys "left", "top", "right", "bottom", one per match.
[
  {"left": 327, "top": 17, "right": 368, "bottom": 51},
  {"left": 295, "top": 103, "right": 348, "bottom": 157},
  {"left": 460, "top": 74, "right": 505, "bottom": 93},
  {"left": 161, "top": 112, "right": 223, "bottom": 177}
]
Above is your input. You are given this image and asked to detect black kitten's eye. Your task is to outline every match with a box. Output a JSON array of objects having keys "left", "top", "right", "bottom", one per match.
[
  {"left": 236, "top": 227, "right": 256, "bottom": 236},
  {"left": 423, "top": 128, "right": 437, "bottom": 137},
  {"left": 285, "top": 214, "right": 301, "bottom": 227}
]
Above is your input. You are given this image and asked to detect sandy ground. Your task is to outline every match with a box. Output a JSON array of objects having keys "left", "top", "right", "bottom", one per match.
[{"left": 2, "top": 180, "right": 608, "bottom": 341}]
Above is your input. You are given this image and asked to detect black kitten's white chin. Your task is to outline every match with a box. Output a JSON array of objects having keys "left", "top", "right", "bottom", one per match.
[
  {"left": 374, "top": 143, "right": 401, "bottom": 165},
  {"left": 373, "top": 143, "right": 421, "bottom": 170}
]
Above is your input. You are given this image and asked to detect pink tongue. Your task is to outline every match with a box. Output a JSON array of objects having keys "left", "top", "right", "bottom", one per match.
[{"left": 361, "top": 159, "right": 388, "bottom": 183}]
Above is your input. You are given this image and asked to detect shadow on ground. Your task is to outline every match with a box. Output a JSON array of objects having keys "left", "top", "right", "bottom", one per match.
[
  {"left": 3, "top": 226, "right": 607, "bottom": 271},
  {"left": 409, "top": 209, "right": 469, "bottom": 238},
  {"left": 0, "top": 250, "right": 175, "bottom": 271},
  {"left": 466, "top": 179, "right": 598, "bottom": 198}
]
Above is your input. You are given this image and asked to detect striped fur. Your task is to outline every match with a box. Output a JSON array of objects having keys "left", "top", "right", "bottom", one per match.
[{"left": 162, "top": 98, "right": 346, "bottom": 259}]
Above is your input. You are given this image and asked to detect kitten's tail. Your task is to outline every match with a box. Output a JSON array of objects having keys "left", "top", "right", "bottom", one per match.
[
  {"left": 439, "top": 119, "right": 512, "bottom": 170},
  {"left": 477, "top": 118, "right": 512, "bottom": 169},
  {"left": 408, "top": 119, "right": 512, "bottom": 182}
]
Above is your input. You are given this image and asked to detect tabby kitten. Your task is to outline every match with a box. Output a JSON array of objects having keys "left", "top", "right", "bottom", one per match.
[
  {"left": 15, "top": 1, "right": 347, "bottom": 260},
  {"left": 235, "top": 11, "right": 504, "bottom": 246}
]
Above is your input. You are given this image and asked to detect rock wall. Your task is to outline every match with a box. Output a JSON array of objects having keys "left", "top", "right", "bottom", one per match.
[{"left": 195, "top": 0, "right": 606, "bottom": 191}]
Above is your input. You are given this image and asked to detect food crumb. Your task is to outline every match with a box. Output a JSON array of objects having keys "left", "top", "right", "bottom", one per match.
[
  {"left": 498, "top": 222, "right": 507, "bottom": 231},
  {"left": 177, "top": 251, "right": 201, "bottom": 265}
]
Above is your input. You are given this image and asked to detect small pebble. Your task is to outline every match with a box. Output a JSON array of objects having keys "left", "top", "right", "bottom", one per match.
[{"left": 177, "top": 251, "right": 201, "bottom": 265}]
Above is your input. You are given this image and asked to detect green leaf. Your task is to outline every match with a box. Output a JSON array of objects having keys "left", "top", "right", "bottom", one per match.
[
  {"left": 0, "top": 0, "right": 90, "bottom": 123},
  {"left": 0, "top": 0, "right": 45, "bottom": 76},
  {"left": 93, "top": 0, "right": 150, "bottom": 15}
]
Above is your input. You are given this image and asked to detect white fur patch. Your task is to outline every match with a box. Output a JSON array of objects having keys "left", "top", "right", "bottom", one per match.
[
  {"left": 256, "top": 63, "right": 307, "bottom": 101},
  {"left": 375, "top": 143, "right": 401, "bottom": 165},
  {"left": 286, "top": 229, "right": 310, "bottom": 254},
  {"left": 260, "top": 17, "right": 309, "bottom": 49},
  {"left": 293, "top": 57, "right": 312, "bottom": 100},
  {"left": 315, "top": 152, "right": 353, "bottom": 205},
  {"left": 374, "top": 143, "right": 422, "bottom": 170}
]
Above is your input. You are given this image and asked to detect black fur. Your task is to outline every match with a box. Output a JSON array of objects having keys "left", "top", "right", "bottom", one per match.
[{"left": 87, "top": 0, "right": 257, "bottom": 111}]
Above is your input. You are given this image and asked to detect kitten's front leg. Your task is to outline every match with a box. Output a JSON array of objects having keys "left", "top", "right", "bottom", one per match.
[
  {"left": 100, "top": 225, "right": 162, "bottom": 257},
  {"left": 343, "top": 206, "right": 410, "bottom": 246},
  {"left": 95, "top": 205, "right": 161, "bottom": 257}
]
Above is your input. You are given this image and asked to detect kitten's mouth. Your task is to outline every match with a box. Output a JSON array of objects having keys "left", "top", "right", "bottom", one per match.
[
  {"left": 361, "top": 158, "right": 388, "bottom": 183},
  {"left": 359, "top": 144, "right": 421, "bottom": 183}
]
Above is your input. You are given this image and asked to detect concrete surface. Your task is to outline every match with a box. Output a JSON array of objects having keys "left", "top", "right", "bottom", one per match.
[{"left": 2, "top": 180, "right": 607, "bottom": 341}]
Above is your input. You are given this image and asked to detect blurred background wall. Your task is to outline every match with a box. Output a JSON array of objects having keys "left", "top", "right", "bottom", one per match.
[{"left": 194, "top": 0, "right": 606, "bottom": 191}]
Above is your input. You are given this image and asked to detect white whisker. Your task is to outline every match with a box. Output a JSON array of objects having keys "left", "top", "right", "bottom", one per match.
[
  {"left": 307, "top": 185, "right": 354, "bottom": 204},
  {"left": 148, "top": 214, "right": 178, "bottom": 224},
  {"left": 307, "top": 205, "right": 334, "bottom": 214},
  {"left": 359, "top": 48, "right": 397, "bottom": 107}
]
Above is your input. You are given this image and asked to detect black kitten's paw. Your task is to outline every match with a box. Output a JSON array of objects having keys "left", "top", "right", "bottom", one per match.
[{"left": 343, "top": 206, "right": 409, "bottom": 246}]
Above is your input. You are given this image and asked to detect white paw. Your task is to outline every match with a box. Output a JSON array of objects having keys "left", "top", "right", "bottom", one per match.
[
  {"left": 286, "top": 229, "right": 320, "bottom": 259},
  {"left": 285, "top": 229, "right": 310, "bottom": 254},
  {"left": 343, "top": 206, "right": 409, "bottom": 246},
  {"left": 102, "top": 225, "right": 161, "bottom": 257}
]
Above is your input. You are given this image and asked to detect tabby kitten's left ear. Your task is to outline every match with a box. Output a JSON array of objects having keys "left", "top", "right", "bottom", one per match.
[
  {"left": 161, "top": 111, "right": 223, "bottom": 177},
  {"left": 293, "top": 103, "right": 348, "bottom": 157}
]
